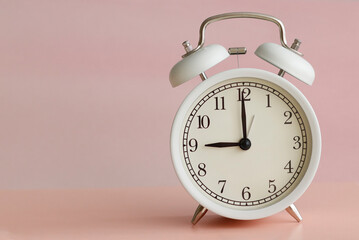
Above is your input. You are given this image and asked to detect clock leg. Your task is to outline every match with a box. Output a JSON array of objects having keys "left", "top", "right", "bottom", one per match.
[
  {"left": 191, "top": 204, "right": 208, "bottom": 225},
  {"left": 286, "top": 204, "right": 302, "bottom": 222}
]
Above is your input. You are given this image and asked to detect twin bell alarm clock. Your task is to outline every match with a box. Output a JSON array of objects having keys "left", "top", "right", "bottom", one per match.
[{"left": 169, "top": 12, "right": 321, "bottom": 224}]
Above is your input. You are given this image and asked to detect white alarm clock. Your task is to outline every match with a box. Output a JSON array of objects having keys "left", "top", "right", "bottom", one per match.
[{"left": 169, "top": 12, "right": 321, "bottom": 224}]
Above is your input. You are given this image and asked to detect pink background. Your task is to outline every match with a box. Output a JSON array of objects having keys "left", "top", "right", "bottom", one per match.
[{"left": 0, "top": 0, "right": 357, "bottom": 189}]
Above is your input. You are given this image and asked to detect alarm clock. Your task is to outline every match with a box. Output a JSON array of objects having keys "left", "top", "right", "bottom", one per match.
[{"left": 169, "top": 12, "right": 321, "bottom": 224}]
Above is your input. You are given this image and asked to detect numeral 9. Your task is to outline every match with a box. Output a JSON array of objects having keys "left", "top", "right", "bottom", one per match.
[{"left": 188, "top": 138, "right": 198, "bottom": 152}]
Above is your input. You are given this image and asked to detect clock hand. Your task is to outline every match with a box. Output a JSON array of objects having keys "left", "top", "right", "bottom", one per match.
[
  {"left": 241, "top": 91, "right": 248, "bottom": 139},
  {"left": 248, "top": 115, "right": 255, "bottom": 137},
  {"left": 205, "top": 142, "right": 239, "bottom": 148},
  {"left": 239, "top": 91, "right": 251, "bottom": 150}
]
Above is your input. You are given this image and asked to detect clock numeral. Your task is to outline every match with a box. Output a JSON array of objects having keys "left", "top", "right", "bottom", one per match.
[
  {"left": 238, "top": 88, "right": 251, "bottom": 101},
  {"left": 241, "top": 186, "right": 251, "bottom": 200},
  {"left": 197, "top": 115, "right": 210, "bottom": 129},
  {"left": 284, "top": 111, "right": 293, "bottom": 124},
  {"left": 284, "top": 160, "right": 294, "bottom": 173},
  {"left": 198, "top": 163, "right": 207, "bottom": 177},
  {"left": 188, "top": 138, "right": 198, "bottom": 152},
  {"left": 218, "top": 180, "right": 227, "bottom": 193},
  {"left": 293, "top": 136, "right": 301, "bottom": 150},
  {"left": 214, "top": 96, "right": 225, "bottom": 110},
  {"left": 268, "top": 179, "right": 277, "bottom": 193},
  {"left": 266, "top": 94, "right": 271, "bottom": 108}
]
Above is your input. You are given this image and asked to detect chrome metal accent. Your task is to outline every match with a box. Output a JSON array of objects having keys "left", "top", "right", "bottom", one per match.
[
  {"left": 286, "top": 204, "right": 303, "bottom": 222},
  {"left": 199, "top": 72, "right": 208, "bottom": 81},
  {"left": 291, "top": 38, "right": 301, "bottom": 51},
  {"left": 278, "top": 38, "right": 302, "bottom": 77},
  {"left": 182, "top": 40, "right": 193, "bottom": 54},
  {"left": 183, "top": 12, "right": 302, "bottom": 58},
  {"left": 191, "top": 204, "right": 208, "bottom": 225},
  {"left": 278, "top": 69, "right": 285, "bottom": 77},
  {"left": 228, "top": 47, "right": 247, "bottom": 55}
]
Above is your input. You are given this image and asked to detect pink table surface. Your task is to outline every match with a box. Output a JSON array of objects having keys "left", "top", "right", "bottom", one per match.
[{"left": 0, "top": 183, "right": 358, "bottom": 240}]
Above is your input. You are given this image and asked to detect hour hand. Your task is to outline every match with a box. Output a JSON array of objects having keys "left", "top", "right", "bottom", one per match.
[{"left": 205, "top": 142, "right": 239, "bottom": 148}]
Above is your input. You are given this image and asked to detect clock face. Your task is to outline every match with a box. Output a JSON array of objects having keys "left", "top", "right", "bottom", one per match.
[{"left": 179, "top": 77, "right": 312, "bottom": 210}]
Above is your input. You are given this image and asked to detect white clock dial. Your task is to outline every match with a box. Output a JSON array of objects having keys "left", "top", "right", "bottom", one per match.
[
  {"left": 171, "top": 68, "right": 321, "bottom": 219},
  {"left": 180, "top": 77, "right": 312, "bottom": 209}
]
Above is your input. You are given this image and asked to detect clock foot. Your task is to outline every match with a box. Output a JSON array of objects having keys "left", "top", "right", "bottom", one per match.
[
  {"left": 191, "top": 204, "right": 208, "bottom": 225},
  {"left": 286, "top": 204, "right": 302, "bottom": 222}
]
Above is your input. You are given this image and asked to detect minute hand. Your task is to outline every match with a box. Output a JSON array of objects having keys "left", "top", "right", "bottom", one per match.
[
  {"left": 205, "top": 142, "right": 239, "bottom": 148},
  {"left": 241, "top": 92, "right": 247, "bottom": 139}
]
